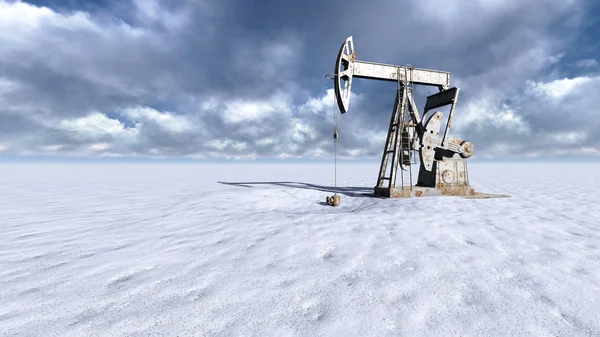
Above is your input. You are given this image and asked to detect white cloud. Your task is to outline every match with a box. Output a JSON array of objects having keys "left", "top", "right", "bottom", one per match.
[
  {"left": 58, "top": 112, "right": 139, "bottom": 141},
  {"left": 89, "top": 143, "right": 110, "bottom": 151},
  {"left": 205, "top": 139, "right": 247, "bottom": 151},
  {"left": 0, "top": 77, "right": 20, "bottom": 93},
  {"left": 0, "top": 0, "right": 196, "bottom": 102},
  {"left": 580, "top": 147, "right": 599, "bottom": 154},
  {"left": 575, "top": 59, "right": 599, "bottom": 68},
  {"left": 299, "top": 89, "right": 335, "bottom": 115},
  {"left": 221, "top": 93, "right": 293, "bottom": 123},
  {"left": 456, "top": 97, "right": 530, "bottom": 135},
  {"left": 40, "top": 144, "right": 64, "bottom": 152},
  {"left": 289, "top": 118, "right": 317, "bottom": 142},
  {"left": 256, "top": 138, "right": 276, "bottom": 146},
  {"left": 308, "top": 148, "right": 328, "bottom": 157},
  {"left": 298, "top": 89, "right": 364, "bottom": 119},
  {"left": 200, "top": 97, "right": 219, "bottom": 112},
  {"left": 122, "top": 106, "right": 193, "bottom": 133},
  {"left": 454, "top": 74, "right": 600, "bottom": 157},
  {"left": 205, "top": 139, "right": 228, "bottom": 151},
  {"left": 0, "top": 1, "right": 97, "bottom": 35},
  {"left": 526, "top": 77, "right": 593, "bottom": 100},
  {"left": 132, "top": 0, "right": 194, "bottom": 31},
  {"left": 224, "top": 101, "right": 277, "bottom": 123},
  {"left": 0, "top": 1, "right": 144, "bottom": 55},
  {"left": 551, "top": 131, "right": 586, "bottom": 144}
]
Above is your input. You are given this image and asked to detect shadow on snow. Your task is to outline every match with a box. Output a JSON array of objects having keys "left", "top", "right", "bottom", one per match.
[{"left": 217, "top": 181, "right": 376, "bottom": 199}]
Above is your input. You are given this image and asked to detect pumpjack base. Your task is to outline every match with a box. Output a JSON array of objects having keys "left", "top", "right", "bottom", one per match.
[{"left": 373, "top": 185, "right": 509, "bottom": 199}]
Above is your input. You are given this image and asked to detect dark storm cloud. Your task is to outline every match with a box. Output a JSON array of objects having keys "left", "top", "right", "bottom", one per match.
[{"left": 0, "top": 0, "right": 598, "bottom": 159}]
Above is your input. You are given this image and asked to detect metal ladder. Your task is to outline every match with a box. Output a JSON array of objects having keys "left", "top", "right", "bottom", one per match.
[
  {"left": 376, "top": 86, "right": 410, "bottom": 189},
  {"left": 376, "top": 66, "right": 416, "bottom": 190}
]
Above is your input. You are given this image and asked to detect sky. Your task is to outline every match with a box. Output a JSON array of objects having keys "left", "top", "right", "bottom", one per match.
[{"left": 0, "top": 0, "right": 599, "bottom": 161}]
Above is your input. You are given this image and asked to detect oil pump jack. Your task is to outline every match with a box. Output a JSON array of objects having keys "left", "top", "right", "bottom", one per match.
[{"left": 332, "top": 36, "right": 507, "bottom": 199}]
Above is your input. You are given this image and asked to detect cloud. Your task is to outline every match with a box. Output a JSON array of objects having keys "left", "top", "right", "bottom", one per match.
[
  {"left": 455, "top": 74, "right": 600, "bottom": 157},
  {"left": 575, "top": 59, "right": 599, "bottom": 68},
  {"left": 122, "top": 107, "right": 193, "bottom": 133},
  {"left": 0, "top": 0, "right": 597, "bottom": 160},
  {"left": 59, "top": 112, "right": 138, "bottom": 140},
  {"left": 220, "top": 94, "right": 292, "bottom": 123},
  {"left": 526, "top": 76, "right": 593, "bottom": 100}
]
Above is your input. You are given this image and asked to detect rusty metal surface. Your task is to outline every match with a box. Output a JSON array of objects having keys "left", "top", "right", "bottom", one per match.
[
  {"left": 326, "top": 195, "right": 341, "bottom": 206},
  {"left": 374, "top": 185, "right": 475, "bottom": 198},
  {"left": 460, "top": 141, "right": 474, "bottom": 158},
  {"left": 420, "top": 111, "right": 443, "bottom": 171},
  {"left": 375, "top": 185, "right": 510, "bottom": 199},
  {"left": 436, "top": 159, "right": 469, "bottom": 187}
]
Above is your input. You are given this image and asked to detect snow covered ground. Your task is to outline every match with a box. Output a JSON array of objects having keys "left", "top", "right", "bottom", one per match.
[{"left": 1, "top": 162, "right": 599, "bottom": 336}]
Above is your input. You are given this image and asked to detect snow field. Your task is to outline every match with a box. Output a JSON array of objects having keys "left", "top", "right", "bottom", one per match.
[{"left": 0, "top": 162, "right": 599, "bottom": 336}]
